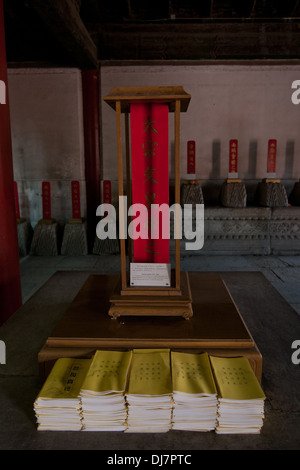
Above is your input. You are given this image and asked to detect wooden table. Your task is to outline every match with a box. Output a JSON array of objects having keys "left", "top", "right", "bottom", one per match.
[{"left": 38, "top": 272, "right": 262, "bottom": 381}]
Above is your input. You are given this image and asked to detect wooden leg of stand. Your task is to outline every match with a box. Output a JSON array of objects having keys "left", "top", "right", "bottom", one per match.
[
  {"left": 116, "top": 101, "right": 127, "bottom": 290},
  {"left": 174, "top": 99, "right": 181, "bottom": 291}
]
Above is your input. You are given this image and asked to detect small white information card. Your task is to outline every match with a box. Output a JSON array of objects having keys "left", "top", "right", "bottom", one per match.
[{"left": 130, "top": 263, "right": 171, "bottom": 287}]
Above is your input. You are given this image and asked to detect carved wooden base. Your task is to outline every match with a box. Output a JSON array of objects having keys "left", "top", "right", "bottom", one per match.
[
  {"left": 258, "top": 181, "right": 288, "bottom": 207},
  {"left": 221, "top": 181, "right": 247, "bottom": 208},
  {"left": 109, "top": 271, "right": 193, "bottom": 320},
  {"left": 180, "top": 181, "right": 204, "bottom": 205}
]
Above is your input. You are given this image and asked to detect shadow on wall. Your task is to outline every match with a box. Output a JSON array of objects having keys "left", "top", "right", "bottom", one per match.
[
  {"left": 248, "top": 141, "right": 257, "bottom": 178},
  {"left": 284, "top": 140, "right": 294, "bottom": 180}
]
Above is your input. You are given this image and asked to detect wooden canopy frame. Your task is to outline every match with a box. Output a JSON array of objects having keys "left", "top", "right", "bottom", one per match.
[{"left": 103, "top": 86, "right": 193, "bottom": 318}]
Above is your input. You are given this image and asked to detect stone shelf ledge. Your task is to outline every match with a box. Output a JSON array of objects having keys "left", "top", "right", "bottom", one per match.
[{"left": 171, "top": 206, "right": 300, "bottom": 256}]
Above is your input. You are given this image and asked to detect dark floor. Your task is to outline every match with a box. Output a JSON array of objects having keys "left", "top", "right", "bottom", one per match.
[{"left": 0, "top": 254, "right": 300, "bottom": 452}]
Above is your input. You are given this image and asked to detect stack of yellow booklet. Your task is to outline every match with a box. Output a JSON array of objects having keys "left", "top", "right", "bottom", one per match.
[
  {"left": 171, "top": 352, "right": 218, "bottom": 431},
  {"left": 34, "top": 358, "right": 91, "bottom": 431},
  {"left": 210, "top": 356, "right": 266, "bottom": 434},
  {"left": 79, "top": 350, "right": 132, "bottom": 431},
  {"left": 34, "top": 351, "right": 266, "bottom": 434},
  {"left": 125, "top": 349, "right": 173, "bottom": 433}
]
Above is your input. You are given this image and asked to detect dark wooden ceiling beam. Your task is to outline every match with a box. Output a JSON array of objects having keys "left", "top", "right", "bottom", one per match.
[
  {"left": 25, "top": 0, "right": 98, "bottom": 68},
  {"left": 96, "top": 22, "right": 300, "bottom": 61}
]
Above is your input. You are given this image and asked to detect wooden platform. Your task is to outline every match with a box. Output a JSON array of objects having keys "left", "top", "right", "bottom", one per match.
[{"left": 39, "top": 272, "right": 262, "bottom": 381}]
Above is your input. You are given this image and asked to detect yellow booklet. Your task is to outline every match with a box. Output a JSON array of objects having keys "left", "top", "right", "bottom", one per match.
[
  {"left": 171, "top": 351, "right": 217, "bottom": 396},
  {"left": 126, "top": 349, "right": 172, "bottom": 396},
  {"left": 81, "top": 350, "right": 132, "bottom": 394},
  {"left": 35, "top": 357, "right": 91, "bottom": 401},
  {"left": 209, "top": 356, "right": 265, "bottom": 401}
]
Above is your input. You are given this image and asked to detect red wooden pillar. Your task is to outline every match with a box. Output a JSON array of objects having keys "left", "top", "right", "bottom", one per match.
[
  {"left": 0, "top": 0, "right": 22, "bottom": 324},
  {"left": 81, "top": 70, "right": 101, "bottom": 251}
]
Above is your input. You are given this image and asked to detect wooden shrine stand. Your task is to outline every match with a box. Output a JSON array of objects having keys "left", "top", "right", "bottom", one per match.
[
  {"left": 38, "top": 87, "right": 262, "bottom": 383},
  {"left": 105, "top": 87, "right": 193, "bottom": 320}
]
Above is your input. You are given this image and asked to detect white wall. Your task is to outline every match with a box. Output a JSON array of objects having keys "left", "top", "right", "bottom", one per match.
[
  {"left": 7, "top": 64, "right": 300, "bottom": 228},
  {"left": 8, "top": 68, "right": 86, "bottom": 226},
  {"left": 101, "top": 64, "right": 300, "bottom": 201}
]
